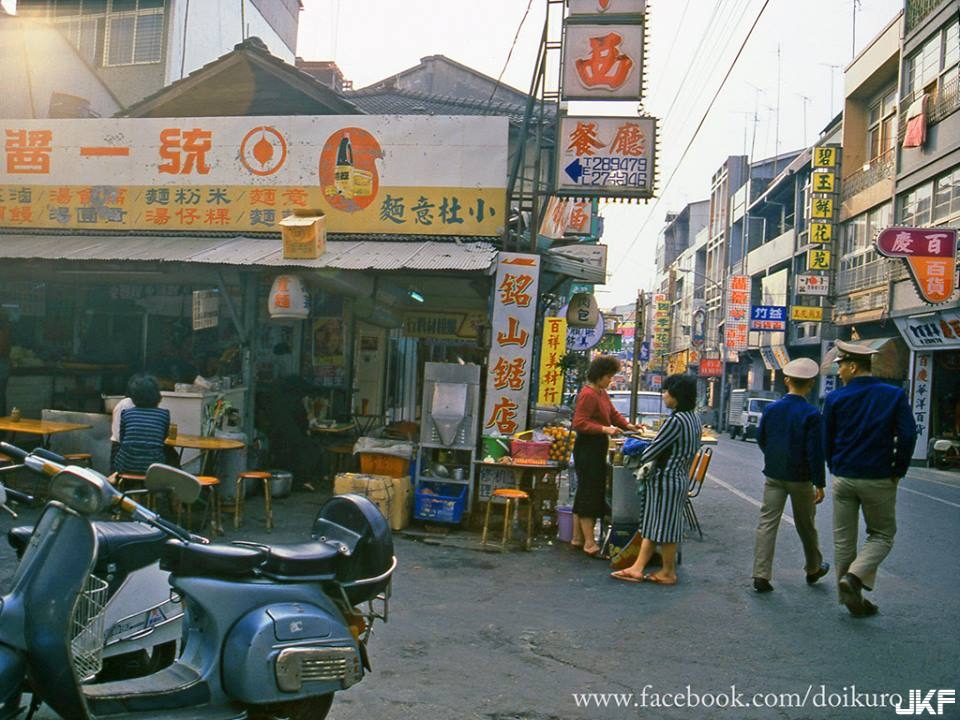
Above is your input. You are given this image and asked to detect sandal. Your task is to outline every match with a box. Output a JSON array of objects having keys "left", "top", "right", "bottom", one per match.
[
  {"left": 643, "top": 574, "right": 678, "bottom": 586},
  {"left": 610, "top": 569, "right": 644, "bottom": 584}
]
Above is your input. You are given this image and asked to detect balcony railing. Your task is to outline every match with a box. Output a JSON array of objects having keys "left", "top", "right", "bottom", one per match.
[
  {"left": 840, "top": 148, "right": 895, "bottom": 201},
  {"left": 898, "top": 75, "right": 960, "bottom": 138},
  {"left": 836, "top": 256, "right": 892, "bottom": 294},
  {"left": 906, "top": 0, "right": 944, "bottom": 33}
]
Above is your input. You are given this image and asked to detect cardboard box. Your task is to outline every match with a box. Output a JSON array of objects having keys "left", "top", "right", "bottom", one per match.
[
  {"left": 334, "top": 472, "right": 412, "bottom": 531},
  {"left": 280, "top": 209, "right": 326, "bottom": 259}
]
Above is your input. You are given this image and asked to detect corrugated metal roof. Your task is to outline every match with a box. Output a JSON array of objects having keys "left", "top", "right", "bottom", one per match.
[{"left": 0, "top": 234, "right": 498, "bottom": 273}]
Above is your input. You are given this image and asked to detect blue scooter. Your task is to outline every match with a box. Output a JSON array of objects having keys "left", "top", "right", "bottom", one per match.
[{"left": 0, "top": 442, "right": 396, "bottom": 720}]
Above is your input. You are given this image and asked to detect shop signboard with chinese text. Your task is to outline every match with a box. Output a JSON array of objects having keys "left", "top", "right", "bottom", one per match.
[
  {"left": 192, "top": 290, "right": 219, "bottom": 330},
  {"left": 875, "top": 227, "right": 957, "bottom": 304},
  {"left": 699, "top": 358, "right": 722, "bottom": 377},
  {"left": 556, "top": 116, "right": 657, "bottom": 199},
  {"left": 796, "top": 274, "right": 829, "bottom": 295},
  {"left": 806, "top": 146, "right": 840, "bottom": 275},
  {"left": 650, "top": 293, "right": 670, "bottom": 370},
  {"left": 893, "top": 309, "right": 960, "bottom": 349},
  {"left": 538, "top": 196, "right": 593, "bottom": 240},
  {"left": 749, "top": 305, "right": 787, "bottom": 332},
  {"left": 790, "top": 306, "right": 824, "bottom": 322},
  {"left": 483, "top": 253, "right": 541, "bottom": 436},
  {"left": 0, "top": 116, "right": 506, "bottom": 236},
  {"left": 568, "top": 0, "right": 646, "bottom": 16},
  {"left": 537, "top": 317, "right": 568, "bottom": 405},
  {"left": 910, "top": 352, "right": 933, "bottom": 461},
  {"left": 562, "top": 23, "right": 645, "bottom": 101},
  {"left": 725, "top": 275, "right": 750, "bottom": 352},
  {"left": 403, "top": 311, "right": 485, "bottom": 340},
  {"left": 563, "top": 303, "right": 605, "bottom": 352}
]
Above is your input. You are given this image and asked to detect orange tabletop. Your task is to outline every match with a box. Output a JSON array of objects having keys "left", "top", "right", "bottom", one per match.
[
  {"left": 165, "top": 434, "right": 245, "bottom": 451},
  {"left": 0, "top": 417, "right": 92, "bottom": 436}
]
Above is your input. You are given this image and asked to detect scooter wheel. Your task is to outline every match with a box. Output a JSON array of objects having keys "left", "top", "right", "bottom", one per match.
[{"left": 248, "top": 695, "right": 334, "bottom": 720}]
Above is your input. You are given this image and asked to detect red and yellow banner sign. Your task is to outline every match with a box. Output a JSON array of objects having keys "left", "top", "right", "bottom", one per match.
[{"left": 876, "top": 227, "right": 958, "bottom": 304}]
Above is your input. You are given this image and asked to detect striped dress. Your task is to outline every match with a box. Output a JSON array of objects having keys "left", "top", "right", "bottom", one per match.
[
  {"left": 638, "top": 410, "right": 702, "bottom": 543},
  {"left": 115, "top": 406, "right": 171, "bottom": 474}
]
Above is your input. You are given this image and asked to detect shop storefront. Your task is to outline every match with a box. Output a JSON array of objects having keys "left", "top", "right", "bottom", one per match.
[{"left": 894, "top": 309, "right": 960, "bottom": 465}]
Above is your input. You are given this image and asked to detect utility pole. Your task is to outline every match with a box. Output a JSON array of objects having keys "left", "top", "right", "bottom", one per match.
[{"left": 629, "top": 290, "right": 646, "bottom": 422}]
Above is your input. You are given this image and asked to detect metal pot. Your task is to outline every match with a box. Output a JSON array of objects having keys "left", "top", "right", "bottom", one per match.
[{"left": 268, "top": 470, "right": 293, "bottom": 498}]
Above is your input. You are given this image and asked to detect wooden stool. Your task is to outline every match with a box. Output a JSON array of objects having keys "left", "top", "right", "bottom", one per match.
[
  {"left": 115, "top": 472, "right": 147, "bottom": 493},
  {"left": 326, "top": 443, "right": 356, "bottom": 480},
  {"left": 185, "top": 475, "right": 222, "bottom": 535},
  {"left": 481, "top": 488, "right": 533, "bottom": 551},
  {"left": 63, "top": 452, "right": 92, "bottom": 467},
  {"left": 234, "top": 471, "right": 274, "bottom": 532}
]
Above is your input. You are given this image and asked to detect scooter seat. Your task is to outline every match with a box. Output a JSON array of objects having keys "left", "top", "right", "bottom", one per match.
[
  {"left": 161, "top": 539, "right": 268, "bottom": 578},
  {"left": 238, "top": 540, "right": 341, "bottom": 579},
  {"left": 9, "top": 521, "right": 168, "bottom": 576}
]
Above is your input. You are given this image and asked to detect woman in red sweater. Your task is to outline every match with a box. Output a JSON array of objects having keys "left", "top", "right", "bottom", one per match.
[{"left": 571, "top": 355, "right": 639, "bottom": 556}]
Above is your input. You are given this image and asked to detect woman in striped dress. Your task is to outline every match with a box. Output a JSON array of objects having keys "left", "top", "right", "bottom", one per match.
[
  {"left": 114, "top": 374, "right": 172, "bottom": 476},
  {"left": 611, "top": 374, "right": 701, "bottom": 585}
]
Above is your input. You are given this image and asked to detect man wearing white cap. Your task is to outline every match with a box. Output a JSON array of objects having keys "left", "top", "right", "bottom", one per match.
[
  {"left": 752, "top": 358, "right": 829, "bottom": 593},
  {"left": 822, "top": 340, "right": 917, "bottom": 617}
]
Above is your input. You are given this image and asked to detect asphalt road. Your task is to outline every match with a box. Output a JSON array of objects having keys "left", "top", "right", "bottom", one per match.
[{"left": 3, "top": 438, "right": 959, "bottom": 720}]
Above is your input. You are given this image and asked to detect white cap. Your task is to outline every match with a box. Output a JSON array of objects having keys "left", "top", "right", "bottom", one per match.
[
  {"left": 835, "top": 339, "right": 878, "bottom": 359},
  {"left": 782, "top": 357, "right": 819, "bottom": 379}
]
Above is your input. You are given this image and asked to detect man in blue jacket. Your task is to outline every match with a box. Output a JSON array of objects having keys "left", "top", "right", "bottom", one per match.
[
  {"left": 822, "top": 340, "right": 917, "bottom": 618},
  {"left": 752, "top": 357, "right": 829, "bottom": 593}
]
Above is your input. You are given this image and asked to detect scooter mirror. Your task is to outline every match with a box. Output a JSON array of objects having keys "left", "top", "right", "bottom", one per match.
[{"left": 145, "top": 464, "right": 202, "bottom": 505}]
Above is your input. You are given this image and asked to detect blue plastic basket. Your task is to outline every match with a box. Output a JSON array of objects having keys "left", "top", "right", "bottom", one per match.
[{"left": 414, "top": 481, "right": 467, "bottom": 523}]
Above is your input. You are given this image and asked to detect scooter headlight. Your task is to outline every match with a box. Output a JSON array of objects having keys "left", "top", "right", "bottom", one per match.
[{"left": 49, "top": 468, "right": 110, "bottom": 515}]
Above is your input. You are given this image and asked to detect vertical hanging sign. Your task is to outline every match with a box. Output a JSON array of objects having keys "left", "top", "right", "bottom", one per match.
[
  {"left": 725, "top": 274, "right": 750, "bottom": 352},
  {"left": 537, "top": 317, "right": 568, "bottom": 405},
  {"left": 910, "top": 351, "right": 933, "bottom": 461},
  {"left": 483, "top": 253, "right": 541, "bottom": 436}
]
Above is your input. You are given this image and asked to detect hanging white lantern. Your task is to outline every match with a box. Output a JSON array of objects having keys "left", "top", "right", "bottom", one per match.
[
  {"left": 268, "top": 274, "right": 310, "bottom": 320},
  {"left": 566, "top": 292, "right": 599, "bottom": 328}
]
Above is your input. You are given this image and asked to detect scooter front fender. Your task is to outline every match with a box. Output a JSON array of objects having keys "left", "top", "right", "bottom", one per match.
[{"left": 0, "top": 643, "right": 26, "bottom": 717}]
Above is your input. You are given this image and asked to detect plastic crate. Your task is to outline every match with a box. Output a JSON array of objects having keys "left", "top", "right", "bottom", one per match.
[
  {"left": 359, "top": 452, "right": 411, "bottom": 478},
  {"left": 414, "top": 481, "right": 467, "bottom": 523}
]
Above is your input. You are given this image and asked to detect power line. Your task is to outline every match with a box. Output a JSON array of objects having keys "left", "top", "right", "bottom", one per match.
[
  {"left": 489, "top": 0, "right": 536, "bottom": 103},
  {"left": 618, "top": 0, "right": 774, "bottom": 264}
]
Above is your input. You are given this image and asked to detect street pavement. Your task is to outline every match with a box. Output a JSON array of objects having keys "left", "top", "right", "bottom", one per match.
[{"left": 2, "top": 438, "right": 958, "bottom": 719}]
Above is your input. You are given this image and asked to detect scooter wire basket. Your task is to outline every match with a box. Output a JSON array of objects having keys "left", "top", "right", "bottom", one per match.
[{"left": 71, "top": 573, "right": 109, "bottom": 681}]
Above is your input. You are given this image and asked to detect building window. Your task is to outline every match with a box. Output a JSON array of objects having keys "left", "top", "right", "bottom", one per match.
[
  {"left": 37, "top": 0, "right": 163, "bottom": 67},
  {"left": 867, "top": 87, "right": 898, "bottom": 161},
  {"left": 105, "top": 0, "right": 164, "bottom": 67},
  {"left": 898, "top": 181, "right": 934, "bottom": 226},
  {"left": 903, "top": 18, "right": 960, "bottom": 103},
  {"left": 839, "top": 202, "right": 892, "bottom": 279},
  {"left": 902, "top": 167, "right": 960, "bottom": 226},
  {"left": 932, "top": 167, "right": 960, "bottom": 223}
]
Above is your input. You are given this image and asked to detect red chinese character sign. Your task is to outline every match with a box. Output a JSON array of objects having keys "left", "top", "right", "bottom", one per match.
[
  {"left": 556, "top": 116, "right": 656, "bottom": 200},
  {"left": 563, "top": 22, "right": 645, "bottom": 101},
  {"left": 483, "top": 253, "right": 541, "bottom": 436},
  {"left": 876, "top": 227, "right": 957, "bottom": 304},
  {"left": 725, "top": 275, "right": 750, "bottom": 352}
]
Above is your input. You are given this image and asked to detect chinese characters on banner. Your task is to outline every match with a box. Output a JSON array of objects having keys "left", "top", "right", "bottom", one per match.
[
  {"left": 796, "top": 274, "right": 830, "bottom": 295},
  {"left": 725, "top": 275, "right": 750, "bottom": 352},
  {"left": 562, "top": 14, "right": 646, "bottom": 101},
  {"left": 875, "top": 227, "right": 958, "bottom": 304},
  {"left": 0, "top": 116, "right": 507, "bottom": 235},
  {"left": 650, "top": 293, "right": 670, "bottom": 370},
  {"left": 699, "top": 358, "right": 722, "bottom": 377},
  {"left": 537, "top": 317, "right": 568, "bottom": 405},
  {"left": 790, "top": 306, "right": 825, "bottom": 322},
  {"left": 797, "top": 145, "right": 841, "bottom": 322},
  {"left": 482, "top": 253, "right": 541, "bottom": 436},
  {"left": 556, "top": 117, "right": 657, "bottom": 199},
  {"left": 538, "top": 196, "right": 593, "bottom": 239},
  {"left": 749, "top": 305, "right": 787, "bottom": 332},
  {"left": 910, "top": 351, "right": 933, "bottom": 460}
]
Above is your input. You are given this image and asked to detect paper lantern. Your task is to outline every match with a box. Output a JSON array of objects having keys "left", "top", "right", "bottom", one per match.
[
  {"left": 566, "top": 292, "right": 599, "bottom": 328},
  {"left": 268, "top": 274, "right": 310, "bottom": 320}
]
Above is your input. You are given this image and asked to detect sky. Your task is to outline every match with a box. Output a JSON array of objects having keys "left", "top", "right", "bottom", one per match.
[
  {"left": 1, "top": 0, "right": 903, "bottom": 307},
  {"left": 296, "top": 0, "right": 903, "bottom": 307}
]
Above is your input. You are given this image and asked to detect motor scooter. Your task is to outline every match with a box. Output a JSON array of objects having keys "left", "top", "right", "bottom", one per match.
[
  {"left": 0, "top": 443, "right": 395, "bottom": 720},
  {"left": 4, "top": 449, "right": 188, "bottom": 682}
]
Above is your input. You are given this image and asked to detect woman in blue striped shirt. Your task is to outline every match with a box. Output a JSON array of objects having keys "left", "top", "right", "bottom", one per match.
[
  {"left": 611, "top": 374, "right": 701, "bottom": 585},
  {"left": 114, "top": 374, "right": 172, "bottom": 476}
]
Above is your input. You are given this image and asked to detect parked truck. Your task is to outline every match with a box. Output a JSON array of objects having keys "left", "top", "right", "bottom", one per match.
[{"left": 727, "top": 389, "right": 780, "bottom": 440}]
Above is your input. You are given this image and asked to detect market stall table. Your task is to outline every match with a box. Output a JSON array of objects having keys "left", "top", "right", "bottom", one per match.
[
  {"left": 165, "top": 434, "right": 245, "bottom": 477},
  {"left": 0, "top": 416, "right": 92, "bottom": 449},
  {"left": 474, "top": 460, "right": 564, "bottom": 536}
]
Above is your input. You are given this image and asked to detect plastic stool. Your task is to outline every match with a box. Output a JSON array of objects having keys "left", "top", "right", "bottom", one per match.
[
  {"left": 186, "top": 475, "right": 222, "bottom": 535},
  {"left": 63, "top": 452, "right": 92, "bottom": 467},
  {"left": 481, "top": 488, "right": 533, "bottom": 551},
  {"left": 234, "top": 471, "right": 274, "bottom": 532}
]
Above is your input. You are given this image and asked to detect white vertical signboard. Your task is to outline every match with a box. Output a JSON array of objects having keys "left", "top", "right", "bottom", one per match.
[{"left": 482, "top": 253, "right": 541, "bottom": 436}]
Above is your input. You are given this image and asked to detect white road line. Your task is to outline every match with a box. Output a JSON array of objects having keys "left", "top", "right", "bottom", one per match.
[
  {"left": 706, "top": 472, "right": 796, "bottom": 526},
  {"left": 898, "top": 485, "right": 960, "bottom": 509}
]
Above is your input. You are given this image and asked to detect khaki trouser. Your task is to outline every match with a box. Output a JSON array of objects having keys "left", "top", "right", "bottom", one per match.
[
  {"left": 753, "top": 477, "right": 823, "bottom": 580},
  {"left": 832, "top": 475, "right": 898, "bottom": 591}
]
